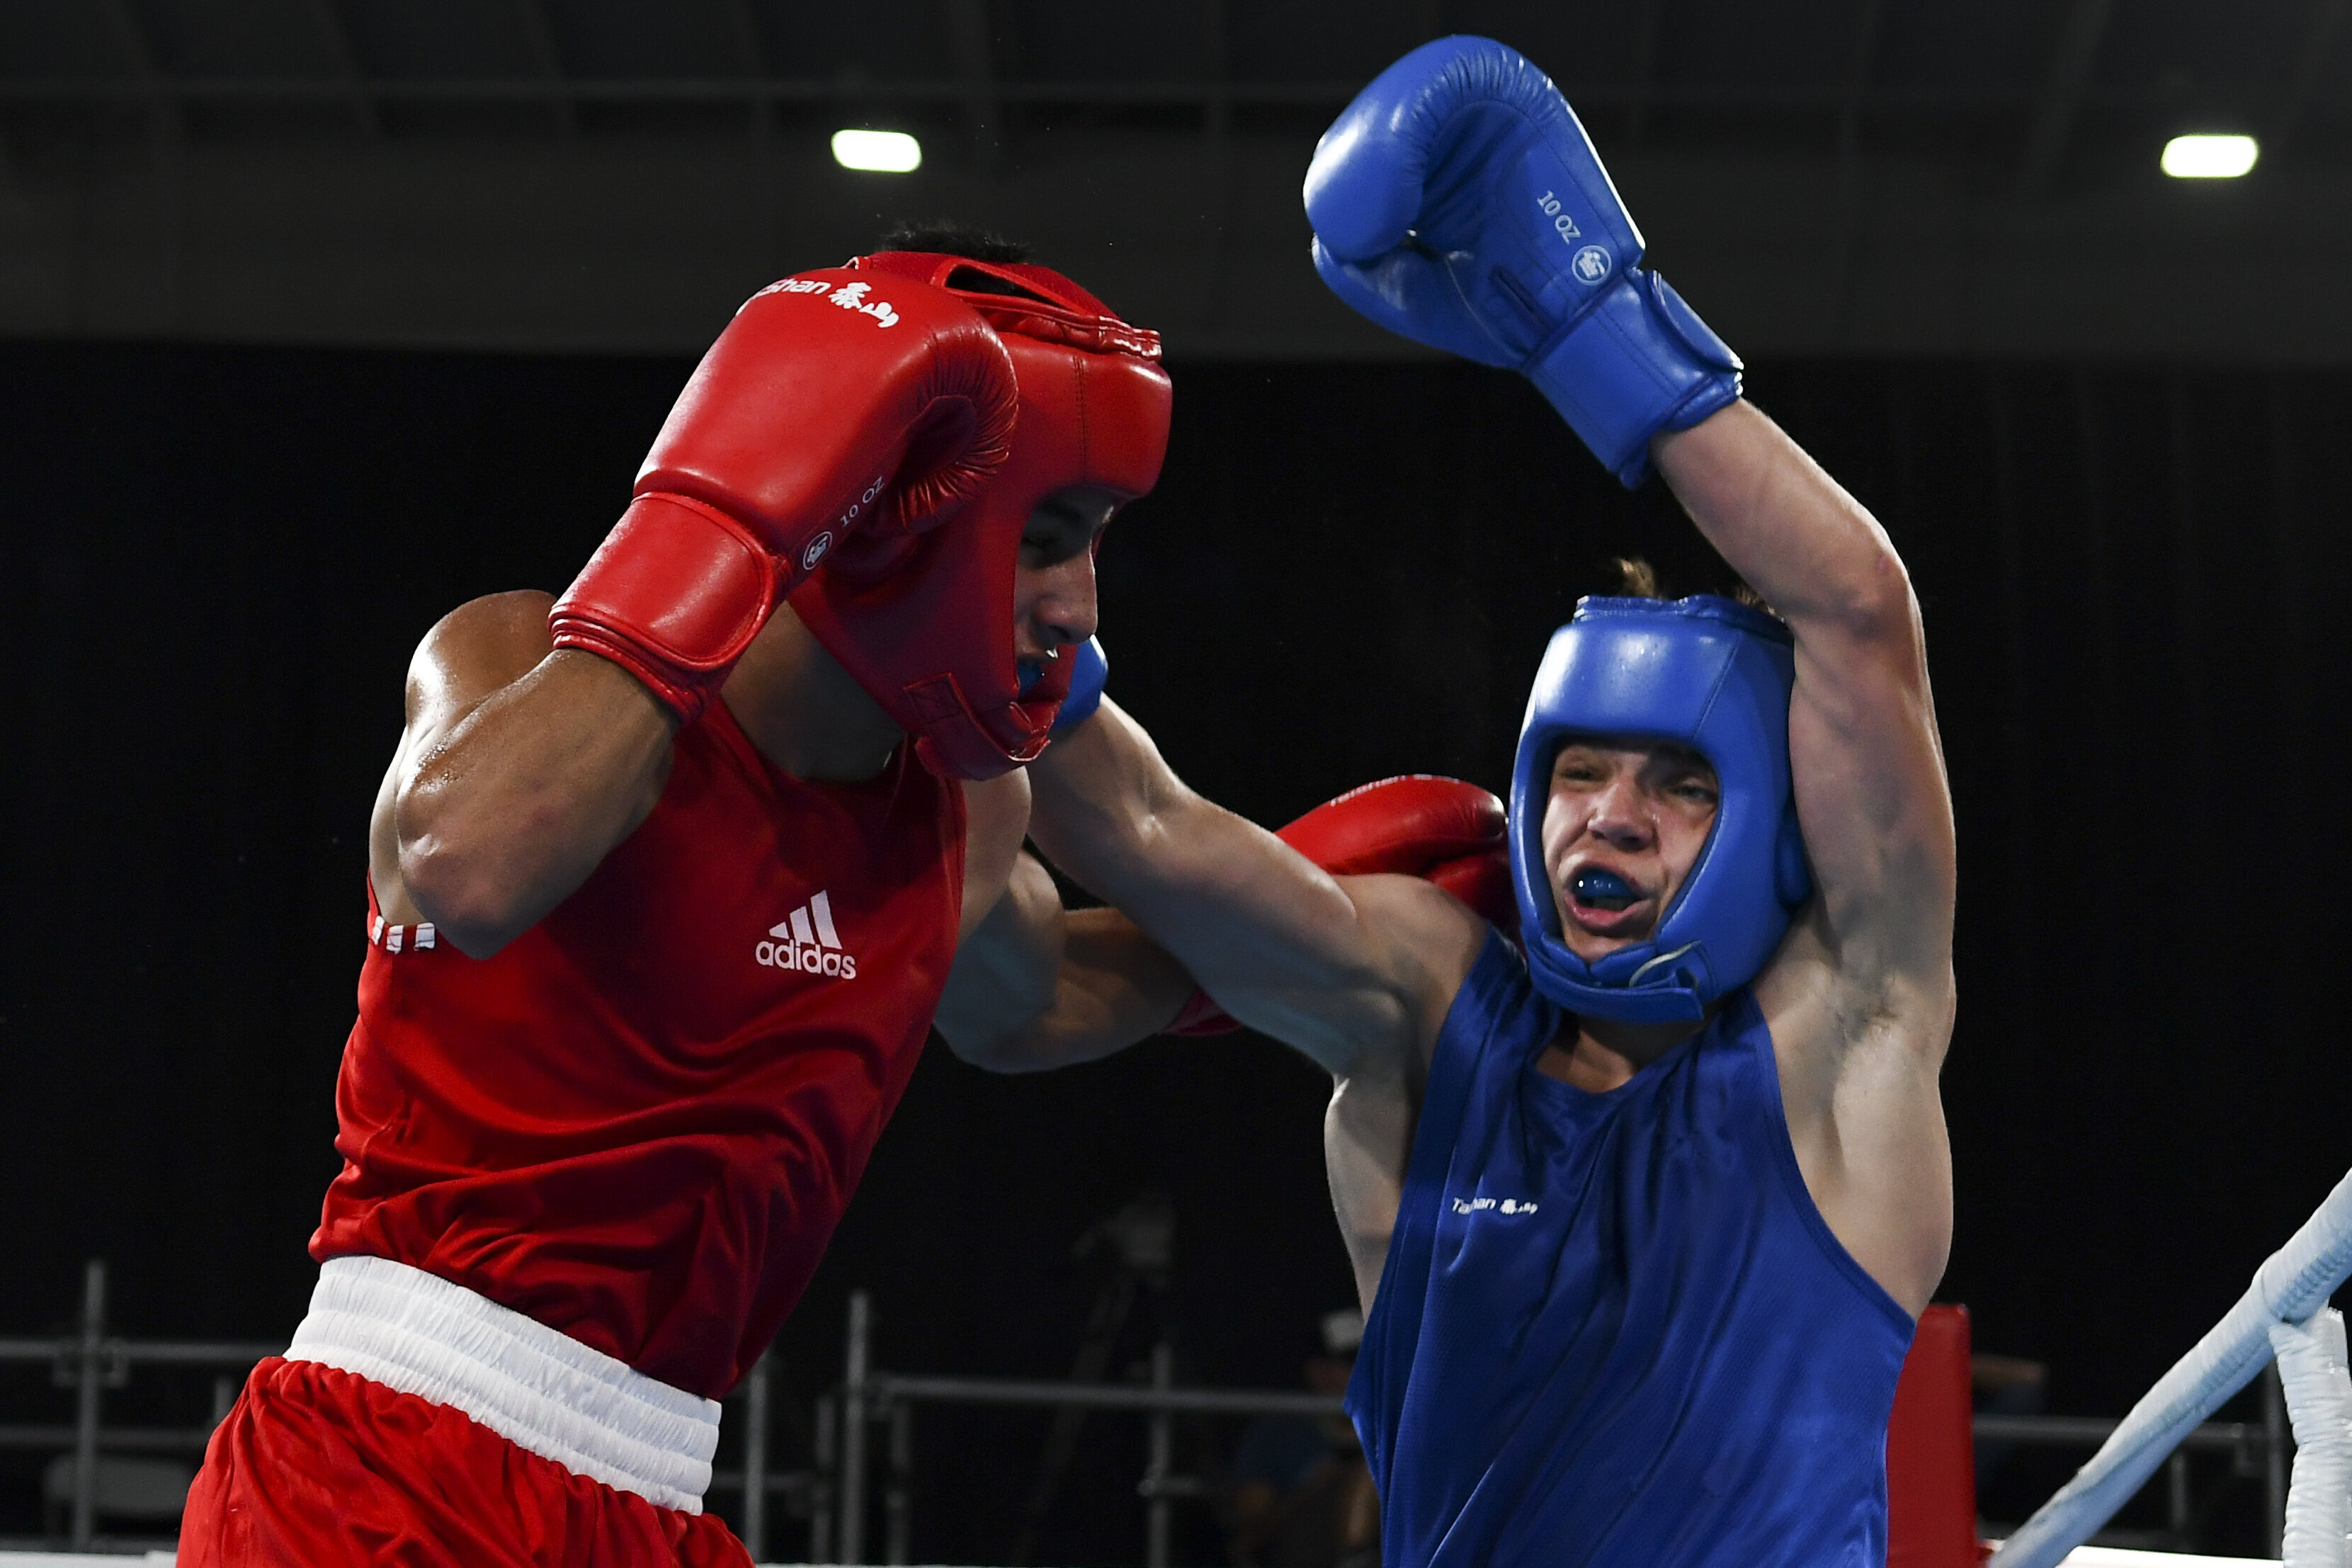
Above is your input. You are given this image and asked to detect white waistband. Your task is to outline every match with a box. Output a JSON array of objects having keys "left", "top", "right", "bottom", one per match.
[{"left": 285, "top": 1255, "right": 722, "bottom": 1513}]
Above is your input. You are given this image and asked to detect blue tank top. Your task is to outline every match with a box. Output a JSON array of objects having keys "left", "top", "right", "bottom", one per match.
[{"left": 1348, "top": 933, "right": 1914, "bottom": 1568}]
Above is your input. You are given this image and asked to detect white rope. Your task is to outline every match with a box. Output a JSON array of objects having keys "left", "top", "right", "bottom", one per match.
[
  {"left": 1992, "top": 1166, "right": 2352, "bottom": 1568},
  {"left": 2271, "top": 1308, "right": 2352, "bottom": 1568}
]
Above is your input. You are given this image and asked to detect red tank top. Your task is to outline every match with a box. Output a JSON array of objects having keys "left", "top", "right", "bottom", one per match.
[{"left": 314, "top": 699, "right": 965, "bottom": 1399}]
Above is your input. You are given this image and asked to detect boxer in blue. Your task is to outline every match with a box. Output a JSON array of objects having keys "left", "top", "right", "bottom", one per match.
[{"left": 949, "top": 36, "right": 1958, "bottom": 1568}]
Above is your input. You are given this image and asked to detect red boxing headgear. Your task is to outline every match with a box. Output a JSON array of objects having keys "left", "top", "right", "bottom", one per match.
[{"left": 786, "top": 251, "right": 1174, "bottom": 780}]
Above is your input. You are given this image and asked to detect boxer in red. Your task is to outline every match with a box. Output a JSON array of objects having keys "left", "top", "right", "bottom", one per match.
[{"left": 178, "top": 230, "right": 1196, "bottom": 1567}]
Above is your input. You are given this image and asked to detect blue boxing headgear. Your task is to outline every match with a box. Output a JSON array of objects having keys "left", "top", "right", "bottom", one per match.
[{"left": 1508, "top": 594, "right": 1813, "bottom": 1023}]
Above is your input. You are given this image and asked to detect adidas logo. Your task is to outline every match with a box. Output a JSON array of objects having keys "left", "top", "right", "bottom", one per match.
[{"left": 755, "top": 890, "right": 858, "bottom": 979}]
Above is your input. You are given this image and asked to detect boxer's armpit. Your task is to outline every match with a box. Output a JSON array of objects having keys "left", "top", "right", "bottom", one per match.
[
  {"left": 1335, "top": 873, "right": 1489, "bottom": 1075},
  {"left": 1325, "top": 1049, "right": 1419, "bottom": 1319}
]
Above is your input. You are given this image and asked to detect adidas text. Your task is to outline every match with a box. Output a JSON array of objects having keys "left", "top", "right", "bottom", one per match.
[
  {"left": 756, "top": 889, "right": 858, "bottom": 979},
  {"left": 756, "top": 941, "right": 856, "bottom": 979}
]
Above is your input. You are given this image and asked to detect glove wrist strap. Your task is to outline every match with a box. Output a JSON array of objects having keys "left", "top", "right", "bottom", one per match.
[
  {"left": 1523, "top": 270, "right": 1744, "bottom": 488},
  {"left": 549, "top": 492, "right": 782, "bottom": 724}
]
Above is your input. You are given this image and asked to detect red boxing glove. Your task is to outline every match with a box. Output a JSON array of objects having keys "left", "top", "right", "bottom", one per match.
[
  {"left": 1166, "top": 775, "right": 1513, "bottom": 1038},
  {"left": 550, "top": 270, "right": 1019, "bottom": 721}
]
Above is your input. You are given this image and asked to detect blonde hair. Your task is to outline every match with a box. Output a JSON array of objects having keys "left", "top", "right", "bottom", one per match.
[
  {"left": 1611, "top": 555, "right": 1773, "bottom": 615},
  {"left": 1612, "top": 557, "right": 1664, "bottom": 598}
]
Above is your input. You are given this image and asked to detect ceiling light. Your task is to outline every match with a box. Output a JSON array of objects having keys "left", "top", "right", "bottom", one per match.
[
  {"left": 2161, "top": 134, "right": 2258, "bottom": 179},
  {"left": 832, "top": 130, "right": 921, "bottom": 174}
]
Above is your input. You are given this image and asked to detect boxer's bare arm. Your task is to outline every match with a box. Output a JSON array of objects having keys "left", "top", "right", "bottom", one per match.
[
  {"left": 944, "top": 860, "right": 1434, "bottom": 1309},
  {"left": 370, "top": 591, "right": 678, "bottom": 958},
  {"left": 935, "top": 854, "right": 1198, "bottom": 1072},
  {"left": 938, "top": 771, "right": 1204, "bottom": 1071},
  {"left": 1651, "top": 402, "right": 1958, "bottom": 1313},
  {"left": 957, "top": 769, "right": 1035, "bottom": 944},
  {"left": 958, "top": 715, "right": 1452, "bottom": 1307},
  {"left": 1026, "top": 711, "right": 1479, "bottom": 1309},
  {"left": 1026, "top": 702, "right": 1485, "bottom": 1081}
]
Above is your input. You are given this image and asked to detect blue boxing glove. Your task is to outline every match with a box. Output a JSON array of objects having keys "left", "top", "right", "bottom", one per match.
[
  {"left": 1305, "top": 37, "right": 1741, "bottom": 486},
  {"left": 1049, "top": 636, "right": 1109, "bottom": 738}
]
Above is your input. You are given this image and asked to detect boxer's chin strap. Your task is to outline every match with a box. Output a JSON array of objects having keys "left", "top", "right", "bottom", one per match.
[
  {"left": 1523, "top": 934, "right": 1712, "bottom": 1023},
  {"left": 1629, "top": 942, "right": 1705, "bottom": 989},
  {"left": 906, "top": 674, "right": 1055, "bottom": 781}
]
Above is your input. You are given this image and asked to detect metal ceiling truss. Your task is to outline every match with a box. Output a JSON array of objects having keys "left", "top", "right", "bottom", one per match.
[
  {"left": 0, "top": 0, "right": 2332, "bottom": 203},
  {"left": 0, "top": 76, "right": 2212, "bottom": 113}
]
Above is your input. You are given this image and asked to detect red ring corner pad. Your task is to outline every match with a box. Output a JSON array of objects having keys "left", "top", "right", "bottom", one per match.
[{"left": 1887, "top": 1303, "right": 1989, "bottom": 1568}]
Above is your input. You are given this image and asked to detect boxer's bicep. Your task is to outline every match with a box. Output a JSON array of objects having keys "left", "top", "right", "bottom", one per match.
[
  {"left": 372, "top": 592, "right": 557, "bottom": 922},
  {"left": 402, "top": 592, "right": 560, "bottom": 754},
  {"left": 389, "top": 591, "right": 677, "bottom": 957},
  {"left": 1027, "top": 703, "right": 1411, "bottom": 1070},
  {"left": 1027, "top": 700, "right": 1482, "bottom": 1074},
  {"left": 1184, "top": 872, "right": 1478, "bottom": 1087}
]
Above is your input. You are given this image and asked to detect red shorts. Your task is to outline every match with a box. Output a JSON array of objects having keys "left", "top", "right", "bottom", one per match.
[{"left": 179, "top": 1358, "right": 754, "bottom": 1568}]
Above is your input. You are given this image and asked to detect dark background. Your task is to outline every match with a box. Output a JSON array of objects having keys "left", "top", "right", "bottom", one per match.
[
  {"left": 3, "top": 339, "right": 2348, "bottom": 1557},
  {"left": 8, "top": 0, "right": 2352, "bottom": 1555}
]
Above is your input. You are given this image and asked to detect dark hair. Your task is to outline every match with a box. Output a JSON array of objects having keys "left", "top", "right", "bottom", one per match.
[{"left": 876, "top": 222, "right": 1041, "bottom": 297}]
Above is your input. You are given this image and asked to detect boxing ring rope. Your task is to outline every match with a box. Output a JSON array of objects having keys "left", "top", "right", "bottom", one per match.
[
  {"left": 2268, "top": 1311, "right": 2352, "bottom": 1568},
  {"left": 1993, "top": 1166, "right": 2352, "bottom": 1568}
]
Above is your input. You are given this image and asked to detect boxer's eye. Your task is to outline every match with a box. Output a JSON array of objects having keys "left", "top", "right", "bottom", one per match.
[
  {"left": 1021, "top": 516, "right": 1083, "bottom": 564},
  {"left": 1552, "top": 749, "right": 1606, "bottom": 784},
  {"left": 1022, "top": 487, "right": 1120, "bottom": 567},
  {"left": 1646, "top": 746, "right": 1719, "bottom": 807}
]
